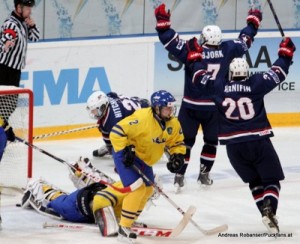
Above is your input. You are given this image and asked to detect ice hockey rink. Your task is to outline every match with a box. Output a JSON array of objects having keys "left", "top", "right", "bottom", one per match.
[{"left": 1, "top": 127, "right": 299, "bottom": 244}]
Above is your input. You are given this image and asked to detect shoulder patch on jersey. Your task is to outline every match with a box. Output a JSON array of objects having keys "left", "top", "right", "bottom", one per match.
[
  {"left": 176, "top": 39, "right": 184, "bottom": 50},
  {"left": 266, "top": 69, "right": 280, "bottom": 84},
  {"left": 167, "top": 127, "right": 173, "bottom": 135}
]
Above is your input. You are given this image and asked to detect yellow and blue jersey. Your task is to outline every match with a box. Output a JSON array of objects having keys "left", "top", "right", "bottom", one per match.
[{"left": 109, "top": 107, "right": 185, "bottom": 166}]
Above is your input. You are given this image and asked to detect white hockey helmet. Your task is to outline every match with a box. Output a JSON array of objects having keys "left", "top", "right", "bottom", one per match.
[
  {"left": 199, "top": 25, "right": 222, "bottom": 46},
  {"left": 229, "top": 58, "right": 249, "bottom": 81},
  {"left": 86, "top": 91, "right": 109, "bottom": 119}
]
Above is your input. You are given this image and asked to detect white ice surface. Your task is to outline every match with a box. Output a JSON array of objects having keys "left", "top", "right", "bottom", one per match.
[{"left": 1, "top": 128, "right": 300, "bottom": 244}]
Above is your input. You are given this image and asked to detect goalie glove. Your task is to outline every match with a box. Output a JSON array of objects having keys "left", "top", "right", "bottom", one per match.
[
  {"left": 246, "top": 9, "right": 262, "bottom": 29},
  {"left": 166, "top": 154, "right": 184, "bottom": 173},
  {"left": 69, "top": 157, "right": 115, "bottom": 189},
  {"left": 155, "top": 4, "right": 171, "bottom": 31}
]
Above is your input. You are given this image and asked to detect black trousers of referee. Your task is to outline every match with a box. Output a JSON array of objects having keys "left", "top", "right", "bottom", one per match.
[{"left": 0, "top": 64, "right": 21, "bottom": 121}]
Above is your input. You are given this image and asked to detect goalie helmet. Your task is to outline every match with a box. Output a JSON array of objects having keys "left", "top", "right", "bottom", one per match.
[
  {"left": 229, "top": 58, "right": 249, "bottom": 81},
  {"left": 14, "top": 0, "right": 35, "bottom": 7},
  {"left": 199, "top": 25, "right": 222, "bottom": 46},
  {"left": 86, "top": 91, "right": 109, "bottom": 120}
]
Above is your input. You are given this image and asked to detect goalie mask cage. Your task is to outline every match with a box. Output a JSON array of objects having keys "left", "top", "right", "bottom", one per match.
[{"left": 0, "top": 86, "right": 33, "bottom": 189}]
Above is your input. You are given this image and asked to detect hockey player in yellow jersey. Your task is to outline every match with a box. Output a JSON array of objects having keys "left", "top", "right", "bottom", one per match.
[{"left": 110, "top": 90, "right": 186, "bottom": 243}]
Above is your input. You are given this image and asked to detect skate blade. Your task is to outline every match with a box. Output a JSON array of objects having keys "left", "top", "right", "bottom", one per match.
[
  {"left": 262, "top": 216, "right": 279, "bottom": 234},
  {"left": 174, "top": 183, "right": 182, "bottom": 194},
  {"left": 117, "top": 234, "right": 136, "bottom": 244}
]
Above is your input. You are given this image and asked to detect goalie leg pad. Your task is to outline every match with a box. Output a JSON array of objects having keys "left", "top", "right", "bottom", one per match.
[
  {"left": 95, "top": 206, "right": 118, "bottom": 237},
  {"left": 21, "top": 179, "right": 67, "bottom": 217}
]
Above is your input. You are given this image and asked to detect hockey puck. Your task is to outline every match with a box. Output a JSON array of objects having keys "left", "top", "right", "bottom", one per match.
[{"left": 16, "top": 203, "right": 21, "bottom": 207}]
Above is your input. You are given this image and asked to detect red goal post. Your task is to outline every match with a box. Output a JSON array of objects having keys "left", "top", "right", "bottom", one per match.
[{"left": 0, "top": 86, "right": 33, "bottom": 189}]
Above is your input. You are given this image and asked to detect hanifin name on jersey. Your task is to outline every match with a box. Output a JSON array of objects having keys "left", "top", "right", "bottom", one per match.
[
  {"left": 202, "top": 50, "right": 224, "bottom": 59},
  {"left": 224, "top": 84, "right": 251, "bottom": 93},
  {"left": 109, "top": 98, "right": 122, "bottom": 118}
]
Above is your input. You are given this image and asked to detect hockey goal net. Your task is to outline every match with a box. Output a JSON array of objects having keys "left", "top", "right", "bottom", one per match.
[{"left": 0, "top": 86, "right": 33, "bottom": 189}]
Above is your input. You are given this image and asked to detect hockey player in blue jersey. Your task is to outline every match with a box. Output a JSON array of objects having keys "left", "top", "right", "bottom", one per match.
[
  {"left": 86, "top": 91, "right": 150, "bottom": 158},
  {"left": 190, "top": 37, "right": 296, "bottom": 234},
  {"left": 155, "top": 3, "right": 262, "bottom": 191}
]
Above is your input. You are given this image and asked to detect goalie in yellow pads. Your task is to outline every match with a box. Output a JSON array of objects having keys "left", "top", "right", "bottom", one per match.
[{"left": 20, "top": 157, "right": 145, "bottom": 237}]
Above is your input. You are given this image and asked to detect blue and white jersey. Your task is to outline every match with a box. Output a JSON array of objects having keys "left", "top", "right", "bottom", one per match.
[
  {"left": 98, "top": 92, "right": 149, "bottom": 146},
  {"left": 157, "top": 24, "right": 258, "bottom": 111},
  {"left": 191, "top": 57, "right": 292, "bottom": 145}
]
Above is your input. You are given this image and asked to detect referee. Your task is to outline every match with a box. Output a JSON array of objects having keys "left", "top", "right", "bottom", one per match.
[{"left": 0, "top": 0, "right": 39, "bottom": 120}]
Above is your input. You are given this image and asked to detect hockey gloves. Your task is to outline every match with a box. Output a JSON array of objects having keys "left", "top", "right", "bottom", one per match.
[
  {"left": 155, "top": 4, "right": 171, "bottom": 31},
  {"left": 186, "top": 37, "right": 204, "bottom": 63},
  {"left": 167, "top": 153, "right": 184, "bottom": 173},
  {"left": 2, "top": 120, "right": 15, "bottom": 142},
  {"left": 278, "top": 37, "right": 296, "bottom": 59},
  {"left": 123, "top": 145, "right": 135, "bottom": 167},
  {"left": 246, "top": 9, "right": 262, "bottom": 29}
]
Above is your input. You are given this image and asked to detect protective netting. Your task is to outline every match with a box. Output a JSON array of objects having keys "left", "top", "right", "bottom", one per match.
[{"left": 0, "top": 86, "right": 33, "bottom": 189}]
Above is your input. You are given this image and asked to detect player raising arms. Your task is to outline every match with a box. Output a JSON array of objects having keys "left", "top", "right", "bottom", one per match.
[
  {"left": 86, "top": 91, "right": 149, "bottom": 158},
  {"left": 155, "top": 3, "right": 262, "bottom": 191},
  {"left": 190, "top": 38, "right": 296, "bottom": 233},
  {"left": 109, "top": 90, "right": 186, "bottom": 243}
]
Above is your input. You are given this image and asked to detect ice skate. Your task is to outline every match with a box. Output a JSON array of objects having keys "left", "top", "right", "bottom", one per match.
[
  {"left": 262, "top": 200, "right": 279, "bottom": 234},
  {"left": 132, "top": 221, "right": 147, "bottom": 228},
  {"left": 174, "top": 174, "right": 184, "bottom": 193},
  {"left": 197, "top": 164, "right": 213, "bottom": 186},
  {"left": 93, "top": 145, "right": 112, "bottom": 157},
  {"left": 117, "top": 225, "right": 137, "bottom": 243}
]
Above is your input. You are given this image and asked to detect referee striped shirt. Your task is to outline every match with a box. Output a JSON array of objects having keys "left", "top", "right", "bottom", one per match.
[{"left": 0, "top": 11, "right": 39, "bottom": 70}]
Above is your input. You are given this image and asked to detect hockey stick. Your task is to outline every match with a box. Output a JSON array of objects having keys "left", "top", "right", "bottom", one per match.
[
  {"left": 132, "top": 165, "right": 228, "bottom": 235},
  {"left": 15, "top": 137, "right": 132, "bottom": 194},
  {"left": 33, "top": 124, "right": 98, "bottom": 140},
  {"left": 266, "top": 0, "right": 285, "bottom": 37},
  {"left": 43, "top": 206, "right": 195, "bottom": 238}
]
